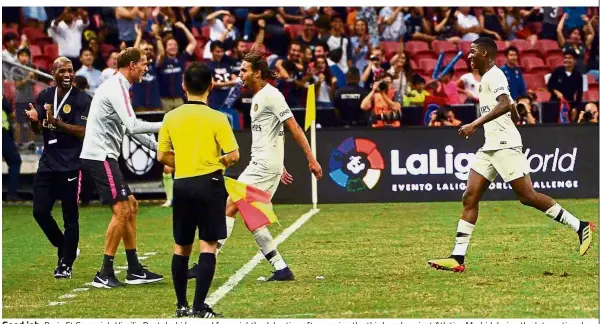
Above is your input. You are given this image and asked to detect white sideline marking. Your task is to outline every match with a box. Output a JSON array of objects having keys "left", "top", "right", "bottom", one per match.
[
  {"left": 138, "top": 256, "right": 148, "bottom": 260},
  {"left": 115, "top": 266, "right": 128, "bottom": 270},
  {"left": 205, "top": 208, "right": 320, "bottom": 307},
  {"left": 114, "top": 270, "right": 122, "bottom": 274},
  {"left": 48, "top": 301, "right": 67, "bottom": 306},
  {"left": 143, "top": 252, "right": 157, "bottom": 256},
  {"left": 72, "top": 288, "right": 89, "bottom": 293},
  {"left": 59, "top": 294, "right": 77, "bottom": 299}
]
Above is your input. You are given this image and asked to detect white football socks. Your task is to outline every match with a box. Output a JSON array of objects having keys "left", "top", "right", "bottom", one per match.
[
  {"left": 252, "top": 226, "right": 287, "bottom": 270},
  {"left": 545, "top": 204, "right": 580, "bottom": 232},
  {"left": 451, "top": 219, "right": 475, "bottom": 257}
]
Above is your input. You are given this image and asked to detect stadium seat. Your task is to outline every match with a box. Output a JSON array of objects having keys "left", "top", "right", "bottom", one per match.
[
  {"left": 511, "top": 39, "right": 531, "bottom": 53},
  {"left": 458, "top": 92, "right": 468, "bottom": 104},
  {"left": 520, "top": 51, "right": 542, "bottom": 61},
  {"left": 494, "top": 40, "right": 507, "bottom": 53},
  {"left": 33, "top": 56, "right": 52, "bottom": 70},
  {"left": 410, "top": 60, "right": 419, "bottom": 71},
  {"left": 201, "top": 26, "right": 210, "bottom": 39},
  {"left": 495, "top": 54, "right": 506, "bottom": 67},
  {"left": 29, "top": 45, "right": 42, "bottom": 56},
  {"left": 32, "top": 36, "right": 54, "bottom": 48},
  {"left": 587, "top": 74, "right": 598, "bottom": 86},
  {"left": 453, "top": 59, "right": 467, "bottom": 71},
  {"left": 521, "top": 57, "right": 546, "bottom": 73},
  {"left": 288, "top": 24, "right": 305, "bottom": 39},
  {"left": 2, "top": 28, "right": 19, "bottom": 38},
  {"left": 405, "top": 41, "right": 431, "bottom": 56},
  {"left": 583, "top": 89, "right": 599, "bottom": 102},
  {"left": 432, "top": 40, "right": 458, "bottom": 55},
  {"left": 194, "top": 44, "right": 204, "bottom": 60},
  {"left": 22, "top": 27, "right": 46, "bottom": 43},
  {"left": 191, "top": 26, "right": 200, "bottom": 38},
  {"left": 523, "top": 73, "right": 545, "bottom": 91},
  {"left": 3, "top": 80, "right": 16, "bottom": 106},
  {"left": 535, "top": 90, "right": 551, "bottom": 102},
  {"left": 100, "top": 43, "right": 116, "bottom": 58},
  {"left": 33, "top": 83, "right": 48, "bottom": 99},
  {"left": 459, "top": 41, "right": 472, "bottom": 55},
  {"left": 545, "top": 54, "right": 564, "bottom": 70},
  {"left": 418, "top": 58, "right": 438, "bottom": 76},
  {"left": 43, "top": 44, "right": 59, "bottom": 61},
  {"left": 537, "top": 39, "right": 562, "bottom": 56}
]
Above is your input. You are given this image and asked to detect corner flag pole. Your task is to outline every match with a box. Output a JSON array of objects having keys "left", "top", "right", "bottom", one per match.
[
  {"left": 310, "top": 118, "right": 317, "bottom": 210},
  {"left": 304, "top": 84, "right": 318, "bottom": 210}
]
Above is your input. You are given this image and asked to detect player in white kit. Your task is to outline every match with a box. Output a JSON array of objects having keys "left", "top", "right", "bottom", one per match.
[
  {"left": 190, "top": 50, "right": 323, "bottom": 281},
  {"left": 428, "top": 37, "right": 595, "bottom": 273}
]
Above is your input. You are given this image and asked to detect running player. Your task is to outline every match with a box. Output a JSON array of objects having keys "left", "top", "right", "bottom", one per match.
[
  {"left": 428, "top": 37, "right": 595, "bottom": 273},
  {"left": 81, "top": 47, "right": 164, "bottom": 288},
  {"left": 191, "top": 50, "right": 323, "bottom": 281}
]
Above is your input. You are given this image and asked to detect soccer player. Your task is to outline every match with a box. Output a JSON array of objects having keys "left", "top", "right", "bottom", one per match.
[
  {"left": 81, "top": 47, "right": 164, "bottom": 288},
  {"left": 191, "top": 50, "right": 323, "bottom": 281},
  {"left": 24, "top": 57, "right": 90, "bottom": 278},
  {"left": 157, "top": 62, "right": 239, "bottom": 318},
  {"left": 428, "top": 37, "right": 595, "bottom": 273}
]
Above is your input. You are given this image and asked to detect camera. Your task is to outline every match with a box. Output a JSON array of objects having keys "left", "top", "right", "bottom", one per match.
[
  {"left": 370, "top": 55, "right": 380, "bottom": 61},
  {"left": 516, "top": 103, "right": 528, "bottom": 117},
  {"left": 582, "top": 111, "right": 594, "bottom": 122},
  {"left": 434, "top": 108, "right": 448, "bottom": 121},
  {"left": 378, "top": 81, "right": 388, "bottom": 92}
]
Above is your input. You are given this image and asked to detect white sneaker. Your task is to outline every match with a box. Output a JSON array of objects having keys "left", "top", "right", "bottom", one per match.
[{"left": 161, "top": 200, "right": 172, "bottom": 207}]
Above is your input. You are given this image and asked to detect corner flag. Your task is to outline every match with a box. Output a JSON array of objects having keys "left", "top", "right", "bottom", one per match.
[
  {"left": 224, "top": 177, "right": 278, "bottom": 231},
  {"left": 304, "top": 84, "right": 316, "bottom": 131}
]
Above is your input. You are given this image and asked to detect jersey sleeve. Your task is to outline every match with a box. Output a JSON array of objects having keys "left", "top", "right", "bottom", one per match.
[
  {"left": 73, "top": 93, "right": 91, "bottom": 126},
  {"left": 110, "top": 78, "right": 162, "bottom": 134},
  {"left": 157, "top": 114, "right": 172, "bottom": 153},
  {"left": 269, "top": 90, "right": 294, "bottom": 123},
  {"left": 488, "top": 68, "right": 512, "bottom": 103},
  {"left": 215, "top": 113, "right": 239, "bottom": 154}
]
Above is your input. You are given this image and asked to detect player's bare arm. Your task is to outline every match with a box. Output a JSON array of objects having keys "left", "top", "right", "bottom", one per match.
[
  {"left": 157, "top": 150, "right": 175, "bottom": 168},
  {"left": 44, "top": 103, "right": 86, "bottom": 139},
  {"left": 459, "top": 94, "right": 511, "bottom": 137},
  {"left": 283, "top": 117, "right": 323, "bottom": 179}
]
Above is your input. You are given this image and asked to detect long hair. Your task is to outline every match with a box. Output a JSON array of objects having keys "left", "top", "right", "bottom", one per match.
[{"left": 243, "top": 50, "right": 278, "bottom": 80}]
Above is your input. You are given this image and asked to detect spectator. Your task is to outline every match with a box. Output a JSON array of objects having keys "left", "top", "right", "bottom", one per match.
[
  {"left": 101, "top": 50, "right": 120, "bottom": 83},
  {"left": 432, "top": 68, "right": 460, "bottom": 105},
  {"left": 578, "top": 103, "right": 599, "bottom": 124},
  {"left": 115, "top": 7, "right": 144, "bottom": 47},
  {"left": 2, "top": 32, "right": 20, "bottom": 80},
  {"left": 479, "top": 7, "right": 506, "bottom": 40},
  {"left": 87, "top": 37, "right": 108, "bottom": 71},
  {"left": 246, "top": 8, "right": 287, "bottom": 57},
  {"left": 500, "top": 46, "right": 527, "bottom": 99},
  {"left": 327, "top": 45, "right": 348, "bottom": 88},
  {"left": 2, "top": 95, "right": 21, "bottom": 201},
  {"left": 157, "top": 21, "right": 196, "bottom": 111},
  {"left": 456, "top": 7, "right": 481, "bottom": 41},
  {"left": 334, "top": 67, "right": 369, "bottom": 127},
  {"left": 540, "top": 7, "right": 559, "bottom": 40},
  {"left": 360, "top": 77, "right": 402, "bottom": 128},
  {"left": 350, "top": 19, "right": 371, "bottom": 76},
  {"left": 229, "top": 40, "right": 249, "bottom": 75},
  {"left": 74, "top": 75, "right": 92, "bottom": 97},
  {"left": 356, "top": 7, "right": 380, "bottom": 46},
  {"left": 360, "top": 47, "right": 389, "bottom": 90},
  {"left": 557, "top": 13, "right": 596, "bottom": 75},
  {"left": 23, "top": 7, "right": 47, "bottom": 28},
  {"left": 458, "top": 66, "right": 481, "bottom": 103},
  {"left": 432, "top": 7, "right": 461, "bottom": 44},
  {"left": 132, "top": 25, "right": 164, "bottom": 111},
  {"left": 514, "top": 94, "right": 539, "bottom": 125},
  {"left": 48, "top": 7, "right": 89, "bottom": 70},
  {"left": 296, "top": 16, "right": 318, "bottom": 51},
  {"left": 503, "top": 7, "right": 526, "bottom": 41},
  {"left": 587, "top": 16, "right": 599, "bottom": 80},
  {"left": 203, "top": 10, "right": 239, "bottom": 60},
  {"left": 515, "top": 7, "right": 540, "bottom": 46},
  {"left": 75, "top": 48, "right": 103, "bottom": 95},
  {"left": 404, "top": 7, "right": 435, "bottom": 43},
  {"left": 314, "top": 15, "right": 332, "bottom": 40},
  {"left": 547, "top": 49, "right": 583, "bottom": 119},
  {"left": 324, "top": 15, "right": 352, "bottom": 73},
  {"left": 387, "top": 51, "right": 413, "bottom": 103},
  {"left": 429, "top": 107, "right": 462, "bottom": 127},
  {"left": 275, "top": 40, "right": 310, "bottom": 107},
  {"left": 312, "top": 55, "right": 337, "bottom": 108},
  {"left": 207, "top": 41, "right": 238, "bottom": 109},
  {"left": 277, "top": 7, "right": 305, "bottom": 24},
  {"left": 8, "top": 48, "right": 37, "bottom": 148},
  {"left": 379, "top": 7, "right": 406, "bottom": 42},
  {"left": 402, "top": 74, "right": 430, "bottom": 107}
]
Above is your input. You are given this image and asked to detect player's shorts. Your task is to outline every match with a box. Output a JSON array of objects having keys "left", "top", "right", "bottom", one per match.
[
  {"left": 172, "top": 171, "right": 228, "bottom": 245},
  {"left": 470, "top": 147, "right": 530, "bottom": 183},
  {"left": 81, "top": 158, "right": 132, "bottom": 206},
  {"left": 237, "top": 161, "right": 282, "bottom": 197}
]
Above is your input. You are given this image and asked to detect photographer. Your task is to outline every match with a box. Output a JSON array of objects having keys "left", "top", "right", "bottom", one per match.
[
  {"left": 428, "top": 107, "right": 462, "bottom": 127},
  {"left": 514, "top": 94, "right": 538, "bottom": 125},
  {"left": 360, "top": 73, "right": 401, "bottom": 128},
  {"left": 360, "top": 47, "right": 390, "bottom": 89},
  {"left": 577, "top": 103, "right": 599, "bottom": 124}
]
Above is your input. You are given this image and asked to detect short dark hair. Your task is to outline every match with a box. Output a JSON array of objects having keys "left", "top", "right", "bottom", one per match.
[
  {"left": 183, "top": 62, "right": 213, "bottom": 96},
  {"left": 74, "top": 75, "right": 89, "bottom": 90},
  {"left": 117, "top": 47, "right": 144, "bottom": 69},
  {"left": 288, "top": 40, "right": 303, "bottom": 50},
  {"left": 516, "top": 94, "right": 532, "bottom": 104},
  {"left": 210, "top": 40, "right": 225, "bottom": 52},
  {"left": 412, "top": 74, "right": 426, "bottom": 85},
  {"left": 472, "top": 37, "right": 497, "bottom": 58},
  {"left": 79, "top": 47, "right": 93, "bottom": 58},
  {"left": 563, "top": 48, "right": 578, "bottom": 58},
  {"left": 505, "top": 46, "right": 519, "bottom": 56},
  {"left": 3, "top": 32, "right": 18, "bottom": 44},
  {"left": 243, "top": 50, "right": 278, "bottom": 80},
  {"left": 346, "top": 67, "right": 360, "bottom": 80},
  {"left": 315, "top": 40, "right": 330, "bottom": 53},
  {"left": 17, "top": 47, "right": 31, "bottom": 57}
]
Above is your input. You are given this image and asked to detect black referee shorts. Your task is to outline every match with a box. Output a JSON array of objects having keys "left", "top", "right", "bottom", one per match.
[
  {"left": 173, "top": 171, "right": 228, "bottom": 245},
  {"left": 81, "top": 158, "right": 132, "bottom": 206}
]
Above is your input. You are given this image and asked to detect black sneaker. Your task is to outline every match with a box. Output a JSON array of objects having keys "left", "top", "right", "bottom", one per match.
[
  {"left": 92, "top": 271, "right": 123, "bottom": 288},
  {"left": 267, "top": 267, "right": 295, "bottom": 281},
  {"left": 175, "top": 304, "right": 191, "bottom": 318},
  {"left": 125, "top": 265, "right": 164, "bottom": 285},
  {"left": 190, "top": 304, "right": 223, "bottom": 318},
  {"left": 54, "top": 265, "right": 72, "bottom": 279},
  {"left": 188, "top": 263, "right": 199, "bottom": 279}
]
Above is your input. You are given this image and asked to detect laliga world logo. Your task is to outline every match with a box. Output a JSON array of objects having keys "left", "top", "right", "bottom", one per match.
[
  {"left": 122, "top": 135, "right": 156, "bottom": 176},
  {"left": 329, "top": 137, "right": 385, "bottom": 192}
]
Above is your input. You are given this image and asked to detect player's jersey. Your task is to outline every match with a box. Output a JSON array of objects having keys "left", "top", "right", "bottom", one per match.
[
  {"left": 249, "top": 83, "right": 294, "bottom": 174},
  {"left": 478, "top": 65, "right": 522, "bottom": 151},
  {"left": 80, "top": 72, "right": 161, "bottom": 161}
]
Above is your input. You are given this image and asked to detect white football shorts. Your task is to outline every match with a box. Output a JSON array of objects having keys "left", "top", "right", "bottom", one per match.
[{"left": 470, "top": 147, "right": 530, "bottom": 183}]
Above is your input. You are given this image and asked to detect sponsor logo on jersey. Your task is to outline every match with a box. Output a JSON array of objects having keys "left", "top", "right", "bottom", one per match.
[
  {"left": 279, "top": 109, "right": 291, "bottom": 117},
  {"left": 251, "top": 123, "right": 262, "bottom": 132},
  {"left": 254, "top": 104, "right": 258, "bottom": 111}
]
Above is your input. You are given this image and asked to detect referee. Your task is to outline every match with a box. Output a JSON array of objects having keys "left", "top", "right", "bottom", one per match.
[
  {"left": 25, "top": 57, "right": 90, "bottom": 279},
  {"left": 157, "top": 62, "right": 239, "bottom": 318}
]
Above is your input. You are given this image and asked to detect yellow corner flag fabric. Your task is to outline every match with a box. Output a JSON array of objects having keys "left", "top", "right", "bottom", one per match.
[
  {"left": 224, "top": 177, "right": 278, "bottom": 231},
  {"left": 304, "top": 84, "right": 316, "bottom": 131}
]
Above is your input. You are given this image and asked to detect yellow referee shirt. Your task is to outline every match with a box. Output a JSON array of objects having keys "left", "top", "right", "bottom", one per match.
[{"left": 158, "top": 101, "right": 239, "bottom": 179}]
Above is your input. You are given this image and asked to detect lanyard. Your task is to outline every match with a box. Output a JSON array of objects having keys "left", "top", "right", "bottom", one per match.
[{"left": 53, "top": 87, "right": 72, "bottom": 117}]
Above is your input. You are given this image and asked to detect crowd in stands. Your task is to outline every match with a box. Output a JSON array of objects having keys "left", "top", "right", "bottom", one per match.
[{"left": 2, "top": 6, "right": 599, "bottom": 139}]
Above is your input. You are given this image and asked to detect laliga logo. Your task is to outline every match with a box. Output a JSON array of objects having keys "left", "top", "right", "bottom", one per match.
[
  {"left": 122, "top": 135, "right": 156, "bottom": 176},
  {"left": 329, "top": 137, "right": 385, "bottom": 192}
]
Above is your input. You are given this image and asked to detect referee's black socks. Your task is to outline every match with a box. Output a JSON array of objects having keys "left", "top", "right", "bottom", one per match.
[
  {"left": 172, "top": 254, "right": 190, "bottom": 307},
  {"left": 126, "top": 249, "right": 142, "bottom": 271},
  {"left": 193, "top": 253, "right": 216, "bottom": 311}
]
